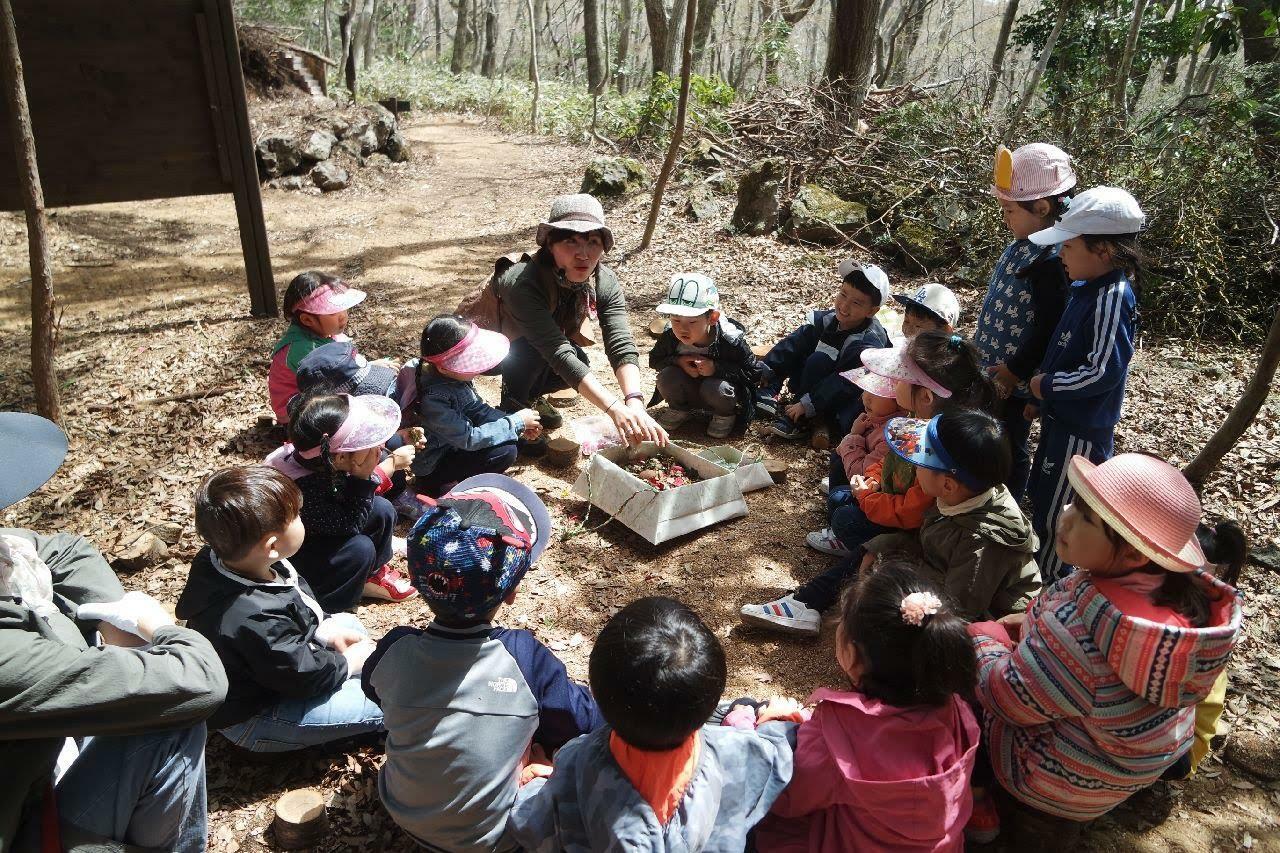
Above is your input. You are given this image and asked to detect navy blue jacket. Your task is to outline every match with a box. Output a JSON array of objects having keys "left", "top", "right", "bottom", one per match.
[
  {"left": 1037, "top": 270, "right": 1136, "bottom": 436},
  {"left": 763, "top": 311, "right": 889, "bottom": 417}
]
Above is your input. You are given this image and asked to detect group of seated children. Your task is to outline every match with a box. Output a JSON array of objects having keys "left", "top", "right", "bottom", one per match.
[{"left": 172, "top": 141, "right": 1245, "bottom": 850}]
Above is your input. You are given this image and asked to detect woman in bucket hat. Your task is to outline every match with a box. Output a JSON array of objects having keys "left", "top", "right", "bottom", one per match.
[
  {"left": 494, "top": 193, "right": 668, "bottom": 447},
  {"left": 967, "top": 453, "right": 1243, "bottom": 845},
  {"left": 0, "top": 412, "right": 226, "bottom": 852}
]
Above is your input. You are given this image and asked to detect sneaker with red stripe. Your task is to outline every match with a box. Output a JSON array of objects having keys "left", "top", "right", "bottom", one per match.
[
  {"left": 738, "top": 593, "right": 821, "bottom": 636},
  {"left": 363, "top": 563, "right": 416, "bottom": 602}
]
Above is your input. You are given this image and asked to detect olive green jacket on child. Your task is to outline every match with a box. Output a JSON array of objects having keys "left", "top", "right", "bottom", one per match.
[{"left": 865, "top": 485, "right": 1042, "bottom": 621}]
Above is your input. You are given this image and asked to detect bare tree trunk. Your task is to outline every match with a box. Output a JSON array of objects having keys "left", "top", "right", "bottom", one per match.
[
  {"left": 340, "top": 4, "right": 359, "bottom": 93},
  {"left": 470, "top": 0, "right": 484, "bottom": 72},
  {"left": 1112, "top": 0, "right": 1149, "bottom": 115},
  {"left": 1185, "top": 305, "right": 1280, "bottom": 487},
  {"left": 1006, "top": 0, "right": 1070, "bottom": 136},
  {"left": 644, "top": 0, "right": 671, "bottom": 74},
  {"left": 323, "top": 0, "right": 334, "bottom": 55},
  {"left": 526, "top": 0, "right": 541, "bottom": 130},
  {"left": 641, "top": 0, "right": 698, "bottom": 249},
  {"left": 434, "top": 0, "right": 443, "bottom": 57},
  {"left": 983, "top": 0, "right": 1019, "bottom": 108},
  {"left": 451, "top": 0, "right": 471, "bottom": 72},
  {"left": 692, "top": 0, "right": 720, "bottom": 66},
  {"left": 617, "top": 0, "right": 633, "bottom": 91},
  {"left": 824, "top": 0, "right": 883, "bottom": 115},
  {"left": 0, "top": 0, "right": 61, "bottom": 422},
  {"left": 1160, "top": 0, "right": 1183, "bottom": 83},
  {"left": 585, "top": 0, "right": 607, "bottom": 89},
  {"left": 362, "top": 0, "right": 379, "bottom": 70},
  {"left": 886, "top": 0, "right": 925, "bottom": 83},
  {"left": 482, "top": 0, "right": 499, "bottom": 74},
  {"left": 664, "top": 0, "right": 689, "bottom": 74}
]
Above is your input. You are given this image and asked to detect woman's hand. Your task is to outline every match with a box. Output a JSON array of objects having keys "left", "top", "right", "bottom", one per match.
[{"left": 611, "top": 398, "right": 668, "bottom": 446}]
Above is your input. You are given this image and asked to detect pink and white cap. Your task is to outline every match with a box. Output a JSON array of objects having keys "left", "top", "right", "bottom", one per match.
[
  {"left": 839, "top": 366, "right": 897, "bottom": 399},
  {"left": 423, "top": 324, "right": 510, "bottom": 378},
  {"left": 295, "top": 394, "right": 402, "bottom": 459},
  {"left": 991, "top": 143, "right": 1077, "bottom": 202},
  {"left": 860, "top": 346, "right": 952, "bottom": 399},
  {"left": 1066, "top": 454, "right": 1206, "bottom": 573},
  {"left": 294, "top": 283, "right": 367, "bottom": 316}
]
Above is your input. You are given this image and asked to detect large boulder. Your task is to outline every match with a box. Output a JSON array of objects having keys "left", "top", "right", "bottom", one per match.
[
  {"left": 300, "top": 130, "right": 336, "bottom": 162},
  {"left": 383, "top": 129, "right": 411, "bottom": 163},
  {"left": 893, "top": 221, "right": 953, "bottom": 270},
  {"left": 368, "top": 103, "right": 397, "bottom": 147},
  {"left": 784, "top": 184, "right": 868, "bottom": 244},
  {"left": 311, "top": 160, "right": 350, "bottom": 192},
  {"left": 730, "top": 158, "right": 785, "bottom": 235},
  {"left": 580, "top": 156, "right": 649, "bottom": 197},
  {"left": 256, "top": 134, "right": 303, "bottom": 178},
  {"left": 686, "top": 183, "right": 720, "bottom": 222}
]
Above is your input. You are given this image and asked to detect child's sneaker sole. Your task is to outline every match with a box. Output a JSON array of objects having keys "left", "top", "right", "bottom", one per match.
[{"left": 738, "top": 604, "right": 820, "bottom": 636}]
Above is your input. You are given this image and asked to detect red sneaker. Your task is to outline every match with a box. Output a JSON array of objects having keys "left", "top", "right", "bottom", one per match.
[
  {"left": 363, "top": 563, "right": 416, "bottom": 602},
  {"left": 965, "top": 792, "right": 1000, "bottom": 844}
]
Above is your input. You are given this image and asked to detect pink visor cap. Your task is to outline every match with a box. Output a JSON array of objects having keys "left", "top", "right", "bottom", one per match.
[
  {"left": 296, "top": 394, "right": 402, "bottom": 459},
  {"left": 839, "top": 366, "right": 897, "bottom": 399},
  {"left": 860, "top": 346, "right": 952, "bottom": 399},
  {"left": 294, "top": 284, "right": 367, "bottom": 316},
  {"left": 423, "top": 324, "right": 510, "bottom": 378},
  {"left": 991, "top": 143, "right": 1077, "bottom": 202}
]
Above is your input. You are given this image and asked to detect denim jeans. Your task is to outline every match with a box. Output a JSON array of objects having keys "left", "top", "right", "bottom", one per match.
[
  {"left": 414, "top": 441, "right": 519, "bottom": 497},
  {"left": 218, "top": 614, "right": 385, "bottom": 753},
  {"left": 500, "top": 335, "right": 589, "bottom": 409},
  {"left": 56, "top": 724, "right": 208, "bottom": 853}
]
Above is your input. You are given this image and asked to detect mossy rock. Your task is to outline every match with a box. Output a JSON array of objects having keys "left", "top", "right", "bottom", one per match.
[
  {"left": 581, "top": 156, "right": 649, "bottom": 197},
  {"left": 686, "top": 183, "right": 721, "bottom": 222},
  {"left": 893, "top": 221, "right": 954, "bottom": 270},
  {"left": 784, "top": 184, "right": 868, "bottom": 244},
  {"left": 705, "top": 170, "right": 738, "bottom": 195},
  {"left": 730, "top": 157, "right": 785, "bottom": 236}
]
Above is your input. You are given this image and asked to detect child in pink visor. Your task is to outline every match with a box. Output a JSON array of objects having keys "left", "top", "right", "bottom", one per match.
[
  {"left": 411, "top": 315, "right": 542, "bottom": 497},
  {"left": 264, "top": 394, "right": 416, "bottom": 609},
  {"left": 269, "top": 272, "right": 368, "bottom": 425}
]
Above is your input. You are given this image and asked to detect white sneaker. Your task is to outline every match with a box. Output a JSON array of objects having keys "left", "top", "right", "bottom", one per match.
[
  {"left": 806, "top": 527, "right": 852, "bottom": 557},
  {"left": 706, "top": 414, "right": 734, "bottom": 439},
  {"left": 819, "top": 476, "right": 830, "bottom": 496},
  {"left": 739, "top": 594, "right": 821, "bottom": 636},
  {"left": 655, "top": 406, "right": 693, "bottom": 428}
]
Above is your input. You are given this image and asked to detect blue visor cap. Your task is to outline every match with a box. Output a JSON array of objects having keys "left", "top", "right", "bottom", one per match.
[{"left": 884, "top": 415, "right": 986, "bottom": 493}]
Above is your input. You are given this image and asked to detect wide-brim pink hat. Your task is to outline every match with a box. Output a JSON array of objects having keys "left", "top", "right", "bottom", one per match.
[
  {"left": 423, "top": 325, "right": 510, "bottom": 378},
  {"left": 1067, "top": 454, "right": 1206, "bottom": 573},
  {"left": 296, "top": 394, "right": 402, "bottom": 459},
  {"left": 861, "top": 346, "right": 952, "bottom": 399},
  {"left": 839, "top": 366, "right": 897, "bottom": 398},
  {"left": 294, "top": 284, "right": 367, "bottom": 316}
]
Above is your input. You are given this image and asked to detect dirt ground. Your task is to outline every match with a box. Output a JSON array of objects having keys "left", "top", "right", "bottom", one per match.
[{"left": 2, "top": 106, "right": 1279, "bottom": 852}]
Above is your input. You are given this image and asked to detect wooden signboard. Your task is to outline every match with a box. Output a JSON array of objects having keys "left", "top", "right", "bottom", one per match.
[{"left": 0, "top": 0, "right": 276, "bottom": 315}]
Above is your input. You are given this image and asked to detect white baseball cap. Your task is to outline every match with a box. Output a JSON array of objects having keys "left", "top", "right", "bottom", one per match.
[
  {"left": 991, "top": 143, "right": 1077, "bottom": 202},
  {"left": 657, "top": 272, "right": 720, "bottom": 316},
  {"left": 1030, "top": 186, "right": 1146, "bottom": 245},
  {"left": 837, "top": 259, "right": 891, "bottom": 306},
  {"left": 894, "top": 282, "right": 960, "bottom": 327}
]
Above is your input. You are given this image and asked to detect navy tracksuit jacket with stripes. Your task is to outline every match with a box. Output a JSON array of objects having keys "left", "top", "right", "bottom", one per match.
[{"left": 1028, "top": 269, "right": 1136, "bottom": 581}]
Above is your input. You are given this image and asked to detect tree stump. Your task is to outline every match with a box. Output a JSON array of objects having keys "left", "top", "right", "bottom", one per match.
[
  {"left": 763, "top": 458, "right": 788, "bottom": 483},
  {"left": 272, "top": 788, "right": 328, "bottom": 850},
  {"left": 547, "top": 388, "right": 578, "bottom": 407},
  {"left": 546, "top": 434, "right": 582, "bottom": 468},
  {"left": 648, "top": 317, "right": 667, "bottom": 337}
]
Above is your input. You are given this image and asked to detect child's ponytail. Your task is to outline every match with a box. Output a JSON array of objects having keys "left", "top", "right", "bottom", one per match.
[
  {"left": 841, "top": 560, "right": 977, "bottom": 708},
  {"left": 907, "top": 331, "right": 997, "bottom": 414},
  {"left": 1198, "top": 519, "right": 1247, "bottom": 587},
  {"left": 288, "top": 395, "right": 351, "bottom": 495}
]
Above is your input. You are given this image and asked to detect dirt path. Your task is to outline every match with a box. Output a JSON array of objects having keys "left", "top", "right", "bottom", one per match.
[{"left": 1, "top": 114, "right": 1278, "bottom": 852}]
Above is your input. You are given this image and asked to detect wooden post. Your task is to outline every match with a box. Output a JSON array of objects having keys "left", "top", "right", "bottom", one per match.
[
  {"left": 0, "top": 0, "right": 60, "bottom": 422},
  {"left": 1184, "top": 304, "right": 1280, "bottom": 488},
  {"left": 637, "top": 0, "right": 697, "bottom": 250}
]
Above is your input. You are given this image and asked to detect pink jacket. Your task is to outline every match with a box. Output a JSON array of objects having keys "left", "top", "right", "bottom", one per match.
[
  {"left": 755, "top": 688, "right": 979, "bottom": 852},
  {"left": 835, "top": 409, "right": 902, "bottom": 481}
]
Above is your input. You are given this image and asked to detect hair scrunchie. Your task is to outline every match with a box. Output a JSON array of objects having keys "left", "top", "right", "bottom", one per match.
[{"left": 900, "top": 591, "right": 942, "bottom": 626}]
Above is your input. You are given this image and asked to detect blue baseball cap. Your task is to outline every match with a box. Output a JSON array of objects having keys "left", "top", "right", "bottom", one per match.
[
  {"left": 0, "top": 412, "right": 68, "bottom": 510},
  {"left": 296, "top": 341, "right": 398, "bottom": 400},
  {"left": 407, "top": 474, "right": 552, "bottom": 621},
  {"left": 884, "top": 415, "right": 985, "bottom": 492}
]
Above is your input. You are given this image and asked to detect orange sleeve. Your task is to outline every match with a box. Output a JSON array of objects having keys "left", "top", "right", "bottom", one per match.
[{"left": 856, "top": 481, "right": 934, "bottom": 529}]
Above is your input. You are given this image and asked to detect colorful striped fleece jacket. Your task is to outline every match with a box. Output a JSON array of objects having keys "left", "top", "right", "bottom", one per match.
[{"left": 972, "top": 569, "right": 1241, "bottom": 821}]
